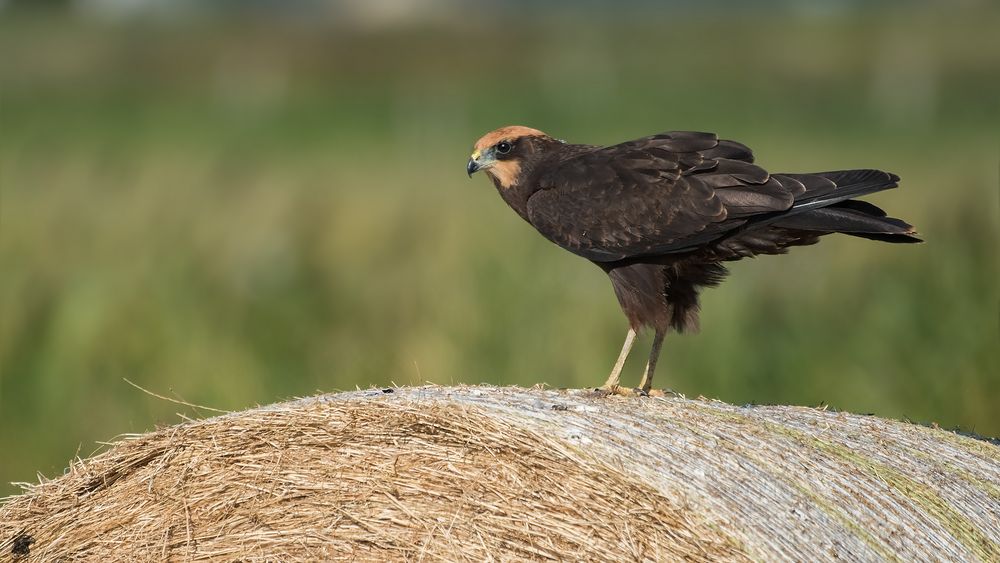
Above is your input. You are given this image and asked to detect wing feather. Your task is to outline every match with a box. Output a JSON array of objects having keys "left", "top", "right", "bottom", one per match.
[
  {"left": 524, "top": 131, "right": 901, "bottom": 262},
  {"left": 526, "top": 132, "right": 780, "bottom": 261}
]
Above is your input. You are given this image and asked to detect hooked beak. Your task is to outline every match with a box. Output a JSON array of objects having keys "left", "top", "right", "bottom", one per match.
[{"left": 467, "top": 148, "right": 492, "bottom": 178}]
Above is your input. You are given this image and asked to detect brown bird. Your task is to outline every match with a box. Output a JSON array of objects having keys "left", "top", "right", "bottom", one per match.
[{"left": 467, "top": 126, "right": 920, "bottom": 395}]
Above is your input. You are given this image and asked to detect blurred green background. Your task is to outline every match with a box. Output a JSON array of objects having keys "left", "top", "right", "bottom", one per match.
[{"left": 1, "top": 0, "right": 998, "bottom": 496}]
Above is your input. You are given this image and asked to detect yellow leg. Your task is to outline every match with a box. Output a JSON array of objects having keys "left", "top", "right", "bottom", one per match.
[
  {"left": 637, "top": 328, "right": 666, "bottom": 393},
  {"left": 600, "top": 327, "right": 637, "bottom": 390}
]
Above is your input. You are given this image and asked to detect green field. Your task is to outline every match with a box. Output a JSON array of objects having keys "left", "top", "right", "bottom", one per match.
[{"left": 1, "top": 4, "right": 998, "bottom": 495}]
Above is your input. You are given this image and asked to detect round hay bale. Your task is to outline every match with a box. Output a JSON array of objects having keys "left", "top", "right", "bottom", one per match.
[{"left": 2, "top": 385, "right": 998, "bottom": 561}]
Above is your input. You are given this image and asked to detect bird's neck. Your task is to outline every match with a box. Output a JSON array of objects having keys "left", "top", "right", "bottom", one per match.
[
  {"left": 490, "top": 154, "right": 552, "bottom": 223},
  {"left": 492, "top": 175, "right": 537, "bottom": 223},
  {"left": 490, "top": 139, "right": 579, "bottom": 222}
]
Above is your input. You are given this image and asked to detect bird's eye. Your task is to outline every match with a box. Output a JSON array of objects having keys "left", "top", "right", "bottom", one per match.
[{"left": 496, "top": 141, "right": 512, "bottom": 154}]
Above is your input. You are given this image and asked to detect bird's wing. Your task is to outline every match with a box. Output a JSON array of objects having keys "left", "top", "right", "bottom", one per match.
[{"left": 526, "top": 131, "right": 799, "bottom": 262}]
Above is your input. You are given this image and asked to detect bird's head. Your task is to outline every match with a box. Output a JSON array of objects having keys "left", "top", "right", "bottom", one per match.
[{"left": 467, "top": 125, "right": 553, "bottom": 189}]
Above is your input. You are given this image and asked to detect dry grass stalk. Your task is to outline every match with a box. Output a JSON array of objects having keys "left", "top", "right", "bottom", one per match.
[{"left": 2, "top": 385, "right": 998, "bottom": 562}]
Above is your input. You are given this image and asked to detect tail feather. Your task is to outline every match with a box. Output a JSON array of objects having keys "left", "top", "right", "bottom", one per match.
[
  {"left": 772, "top": 204, "right": 921, "bottom": 243},
  {"left": 832, "top": 199, "right": 888, "bottom": 217},
  {"left": 740, "top": 168, "right": 920, "bottom": 243}
]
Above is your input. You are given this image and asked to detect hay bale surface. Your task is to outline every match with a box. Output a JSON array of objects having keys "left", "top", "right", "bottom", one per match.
[{"left": 2, "top": 385, "right": 998, "bottom": 562}]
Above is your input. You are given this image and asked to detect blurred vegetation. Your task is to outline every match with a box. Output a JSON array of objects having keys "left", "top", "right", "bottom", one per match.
[{"left": 1, "top": 2, "right": 998, "bottom": 495}]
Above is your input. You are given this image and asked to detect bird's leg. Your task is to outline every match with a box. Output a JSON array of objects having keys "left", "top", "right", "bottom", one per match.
[
  {"left": 599, "top": 327, "right": 637, "bottom": 390},
  {"left": 637, "top": 328, "right": 666, "bottom": 393}
]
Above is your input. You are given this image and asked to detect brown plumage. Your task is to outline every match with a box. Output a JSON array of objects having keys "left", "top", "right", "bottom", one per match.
[{"left": 467, "top": 126, "right": 920, "bottom": 394}]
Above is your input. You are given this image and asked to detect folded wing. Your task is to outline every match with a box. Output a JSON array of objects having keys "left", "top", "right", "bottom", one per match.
[{"left": 527, "top": 131, "right": 790, "bottom": 261}]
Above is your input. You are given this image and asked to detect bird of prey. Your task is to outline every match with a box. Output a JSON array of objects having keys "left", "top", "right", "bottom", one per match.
[{"left": 467, "top": 126, "right": 920, "bottom": 395}]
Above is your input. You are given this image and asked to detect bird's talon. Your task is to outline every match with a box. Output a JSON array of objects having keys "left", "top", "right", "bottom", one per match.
[{"left": 595, "top": 385, "right": 649, "bottom": 398}]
